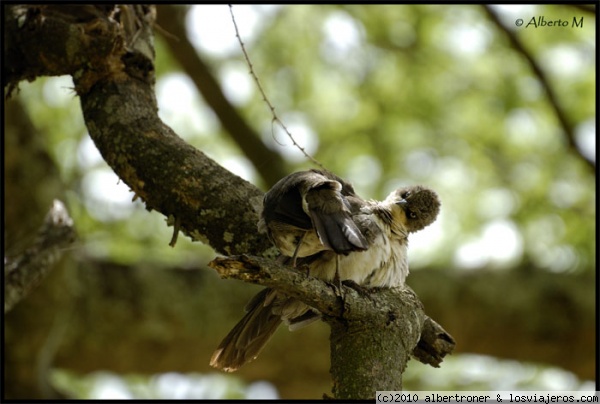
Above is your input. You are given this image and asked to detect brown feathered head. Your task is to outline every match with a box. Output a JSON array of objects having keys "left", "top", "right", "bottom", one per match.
[{"left": 388, "top": 185, "right": 441, "bottom": 233}]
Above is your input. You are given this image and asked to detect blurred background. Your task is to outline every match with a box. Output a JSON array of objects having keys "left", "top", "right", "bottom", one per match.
[{"left": 4, "top": 4, "right": 596, "bottom": 399}]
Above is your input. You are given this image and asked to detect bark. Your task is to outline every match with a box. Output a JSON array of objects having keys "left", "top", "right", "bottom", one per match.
[
  {"left": 327, "top": 289, "right": 428, "bottom": 399},
  {"left": 412, "top": 317, "right": 457, "bottom": 368},
  {"left": 4, "top": 4, "right": 273, "bottom": 257},
  {"left": 4, "top": 200, "right": 76, "bottom": 313}
]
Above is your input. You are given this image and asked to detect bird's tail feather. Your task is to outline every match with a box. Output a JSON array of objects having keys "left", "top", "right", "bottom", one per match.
[{"left": 210, "top": 288, "right": 283, "bottom": 372}]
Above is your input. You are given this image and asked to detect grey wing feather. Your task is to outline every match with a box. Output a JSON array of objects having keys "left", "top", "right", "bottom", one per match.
[
  {"left": 304, "top": 183, "right": 369, "bottom": 254},
  {"left": 309, "top": 210, "right": 368, "bottom": 253}
]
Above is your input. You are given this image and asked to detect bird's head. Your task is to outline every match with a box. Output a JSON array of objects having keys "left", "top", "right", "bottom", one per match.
[{"left": 386, "top": 185, "right": 440, "bottom": 233}]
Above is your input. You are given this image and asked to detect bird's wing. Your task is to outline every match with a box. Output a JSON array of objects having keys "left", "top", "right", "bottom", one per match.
[
  {"left": 262, "top": 172, "right": 315, "bottom": 230},
  {"left": 304, "top": 183, "right": 369, "bottom": 253},
  {"left": 262, "top": 169, "right": 369, "bottom": 254}
]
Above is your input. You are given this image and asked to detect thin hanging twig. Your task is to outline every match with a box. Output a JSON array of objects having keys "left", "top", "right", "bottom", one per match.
[{"left": 228, "top": 5, "right": 326, "bottom": 171}]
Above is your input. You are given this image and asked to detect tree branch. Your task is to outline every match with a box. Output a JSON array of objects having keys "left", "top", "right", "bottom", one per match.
[
  {"left": 413, "top": 316, "right": 456, "bottom": 367},
  {"left": 568, "top": 4, "right": 595, "bottom": 14},
  {"left": 210, "top": 255, "right": 341, "bottom": 316},
  {"left": 4, "top": 4, "right": 274, "bottom": 257},
  {"left": 4, "top": 200, "right": 76, "bottom": 313},
  {"left": 482, "top": 5, "right": 595, "bottom": 174},
  {"left": 209, "top": 255, "right": 455, "bottom": 398}
]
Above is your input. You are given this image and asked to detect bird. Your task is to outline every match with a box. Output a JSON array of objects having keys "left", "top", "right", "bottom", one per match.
[{"left": 210, "top": 169, "right": 440, "bottom": 372}]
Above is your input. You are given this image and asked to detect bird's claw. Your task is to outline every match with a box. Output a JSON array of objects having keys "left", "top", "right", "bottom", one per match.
[
  {"left": 342, "top": 279, "right": 372, "bottom": 297},
  {"left": 332, "top": 267, "right": 344, "bottom": 298}
]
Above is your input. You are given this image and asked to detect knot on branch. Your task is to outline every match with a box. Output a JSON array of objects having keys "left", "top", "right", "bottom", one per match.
[
  {"left": 209, "top": 254, "right": 267, "bottom": 282},
  {"left": 412, "top": 316, "right": 456, "bottom": 367}
]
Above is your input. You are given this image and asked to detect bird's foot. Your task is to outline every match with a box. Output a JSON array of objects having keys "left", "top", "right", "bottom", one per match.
[
  {"left": 296, "top": 264, "right": 311, "bottom": 276},
  {"left": 332, "top": 267, "right": 344, "bottom": 298},
  {"left": 327, "top": 281, "right": 344, "bottom": 298},
  {"left": 341, "top": 279, "right": 373, "bottom": 297}
]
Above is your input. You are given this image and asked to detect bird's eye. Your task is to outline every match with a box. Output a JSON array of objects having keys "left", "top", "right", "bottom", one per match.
[
  {"left": 406, "top": 210, "right": 417, "bottom": 219},
  {"left": 401, "top": 191, "right": 411, "bottom": 199}
]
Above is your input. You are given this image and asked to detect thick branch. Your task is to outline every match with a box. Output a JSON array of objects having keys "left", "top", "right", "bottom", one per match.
[
  {"left": 210, "top": 254, "right": 455, "bottom": 398},
  {"left": 4, "top": 200, "right": 76, "bottom": 313},
  {"left": 4, "top": 4, "right": 274, "bottom": 256},
  {"left": 568, "top": 4, "right": 595, "bottom": 14},
  {"left": 3, "top": 5, "right": 120, "bottom": 95},
  {"left": 211, "top": 254, "right": 429, "bottom": 323},
  {"left": 155, "top": 5, "right": 289, "bottom": 187},
  {"left": 210, "top": 255, "right": 341, "bottom": 316},
  {"left": 77, "top": 73, "right": 271, "bottom": 256},
  {"left": 413, "top": 316, "right": 456, "bottom": 367},
  {"left": 482, "top": 5, "right": 595, "bottom": 174}
]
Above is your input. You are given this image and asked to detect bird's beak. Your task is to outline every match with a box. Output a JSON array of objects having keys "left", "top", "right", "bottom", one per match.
[{"left": 396, "top": 199, "right": 407, "bottom": 208}]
